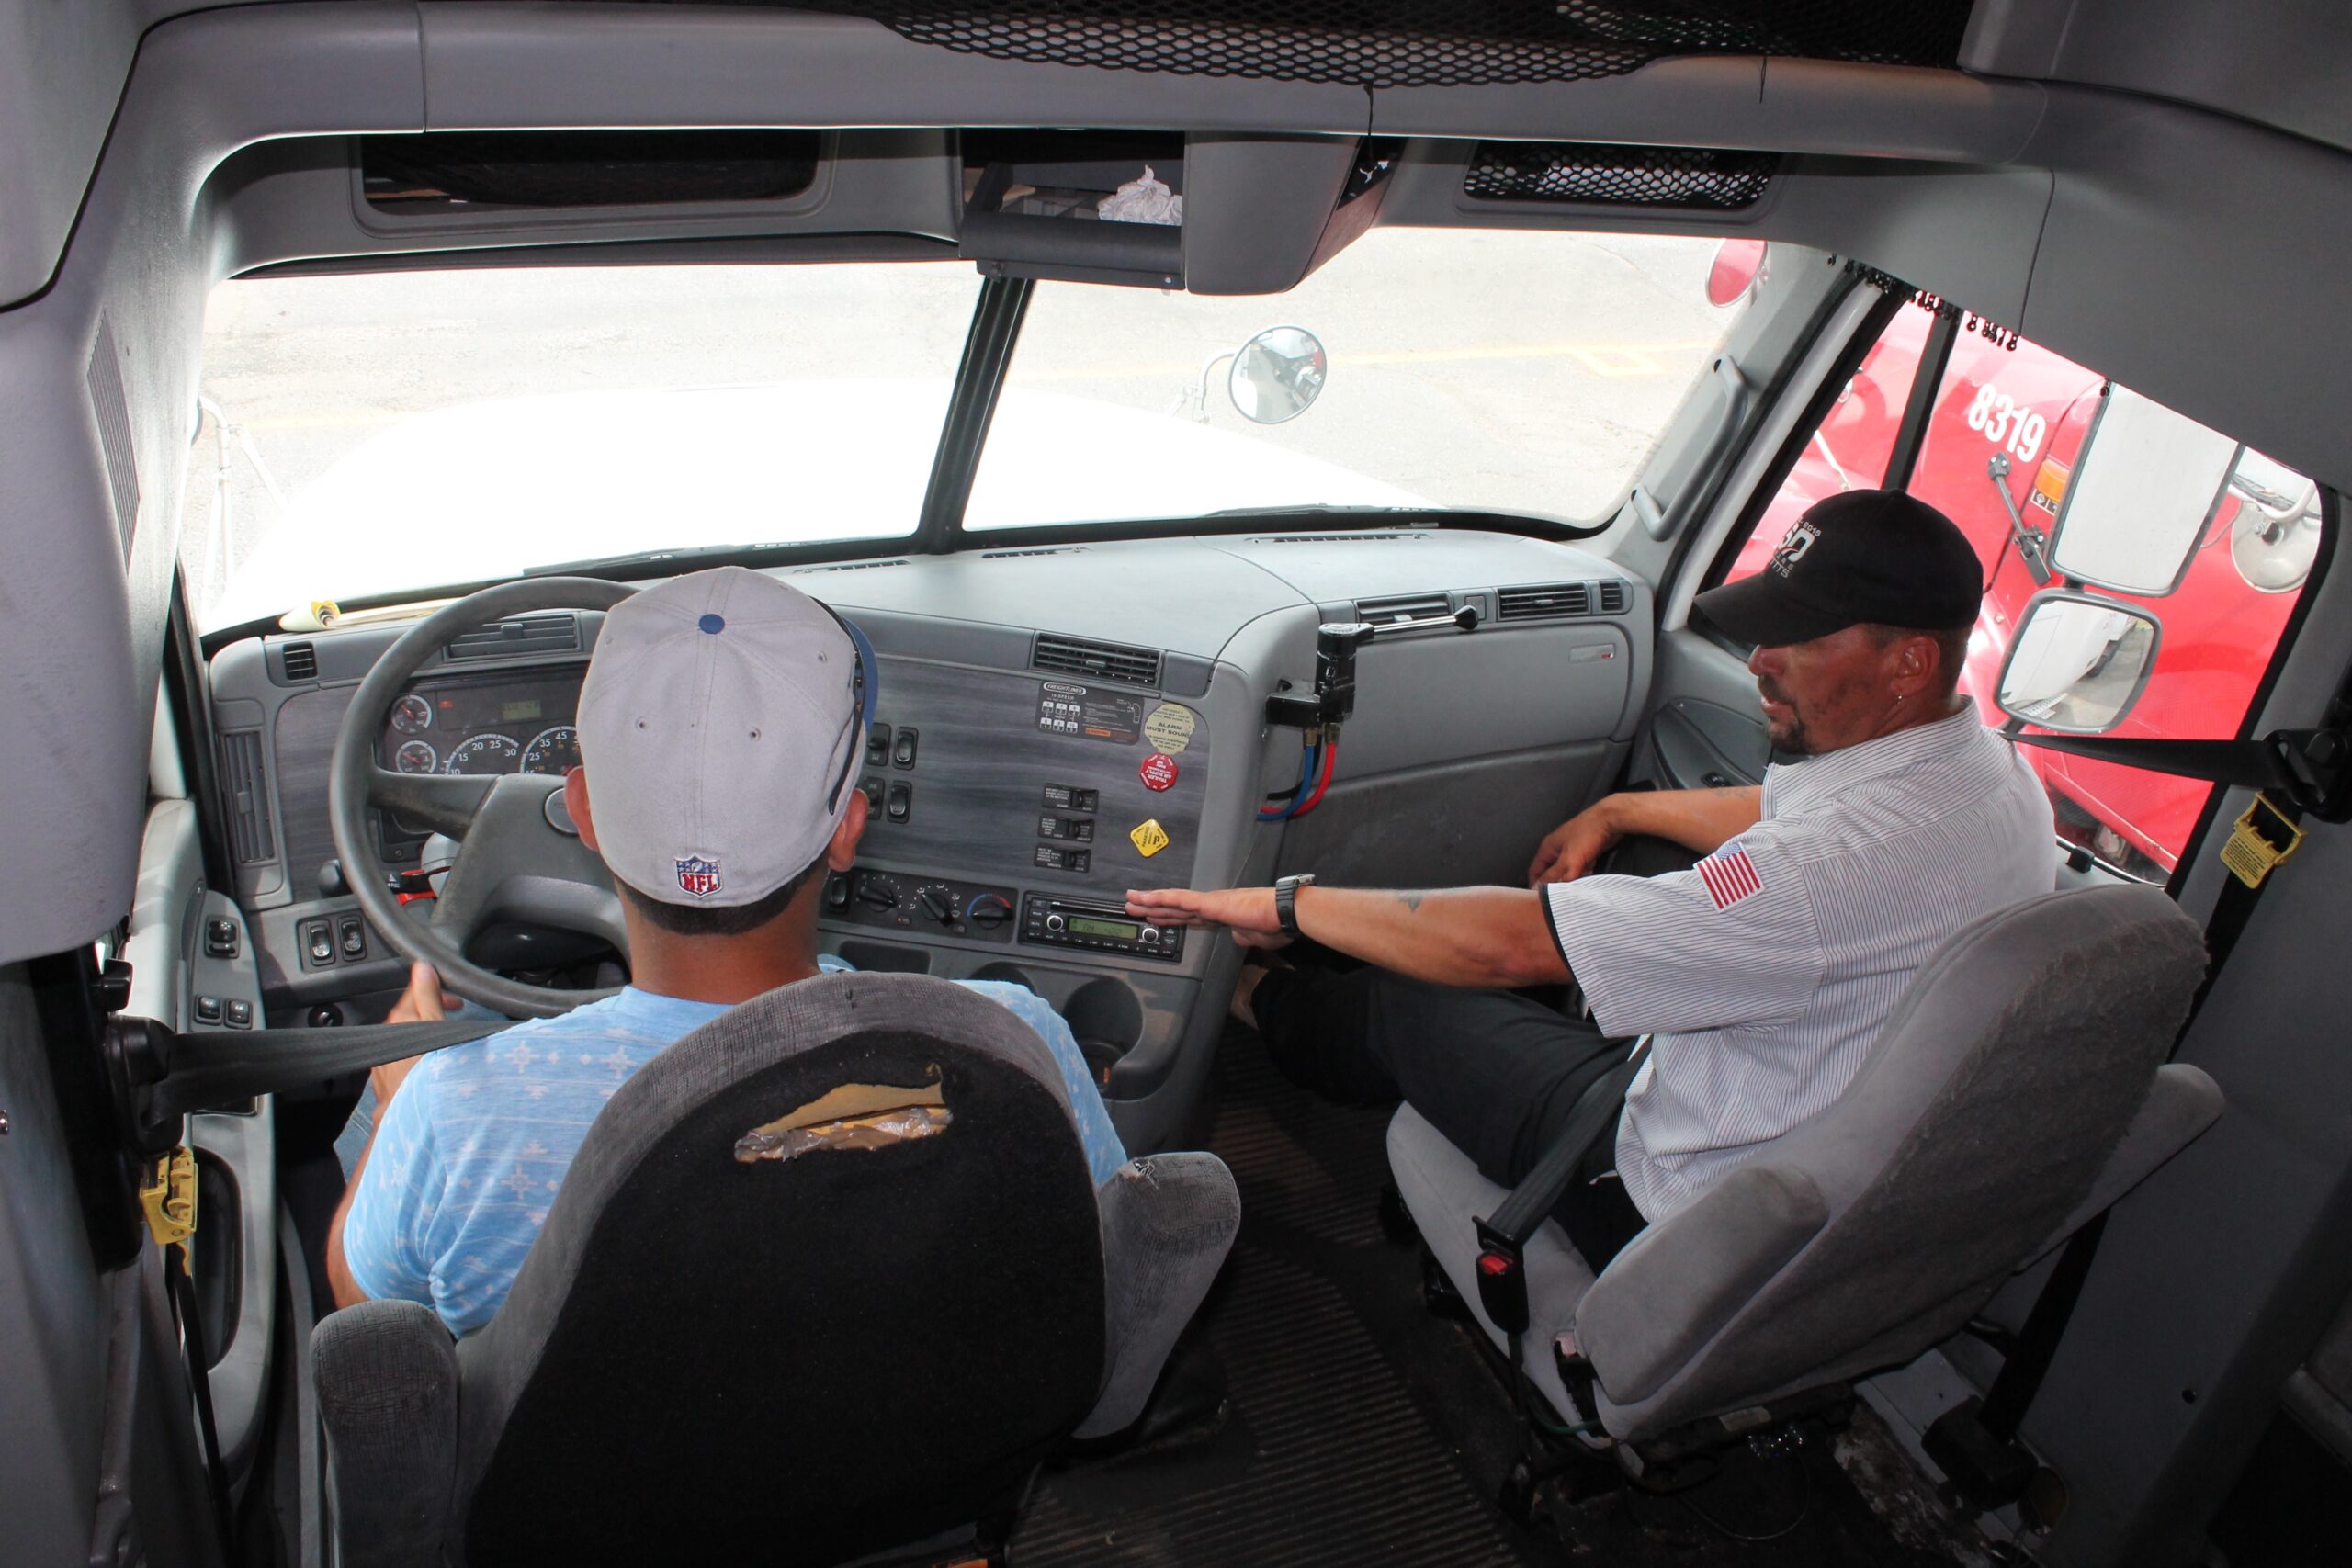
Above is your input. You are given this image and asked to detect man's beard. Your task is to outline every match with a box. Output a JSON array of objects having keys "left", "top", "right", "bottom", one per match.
[{"left": 1760, "top": 681, "right": 1815, "bottom": 756}]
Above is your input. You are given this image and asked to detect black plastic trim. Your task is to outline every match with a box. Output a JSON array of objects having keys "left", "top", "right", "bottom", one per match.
[
  {"left": 1883, "top": 304, "right": 1959, "bottom": 493},
  {"left": 919, "top": 275, "right": 1032, "bottom": 555}
]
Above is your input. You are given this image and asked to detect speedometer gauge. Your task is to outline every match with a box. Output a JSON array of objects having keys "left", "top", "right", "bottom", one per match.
[
  {"left": 522, "top": 725, "right": 581, "bottom": 776},
  {"left": 442, "top": 734, "right": 521, "bottom": 774},
  {"left": 390, "top": 694, "right": 434, "bottom": 734},
  {"left": 394, "top": 739, "right": 438, "bottom": 774}
]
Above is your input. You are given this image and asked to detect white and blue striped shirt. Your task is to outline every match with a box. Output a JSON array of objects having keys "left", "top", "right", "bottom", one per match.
[{"left": 1545, "top": 703, "right": 2053, "bottom": 1222}]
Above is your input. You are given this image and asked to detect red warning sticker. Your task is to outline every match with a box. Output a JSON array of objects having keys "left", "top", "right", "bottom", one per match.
[{"left": 1139, "top": 752, "right": 1179, "bottom": 792}]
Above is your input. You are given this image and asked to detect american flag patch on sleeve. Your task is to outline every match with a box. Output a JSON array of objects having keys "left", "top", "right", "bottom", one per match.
[{"left": 1695, "top": 844, "right": 1763, "bottom": 910}]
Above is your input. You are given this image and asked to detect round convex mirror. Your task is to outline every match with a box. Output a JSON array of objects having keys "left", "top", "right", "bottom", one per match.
[
  {"left": 1996, "top": 591, "right": 2164, "bottom": 735},
  {"left": 1227, "top": 326, "right": 1328, "bottom": 424}
]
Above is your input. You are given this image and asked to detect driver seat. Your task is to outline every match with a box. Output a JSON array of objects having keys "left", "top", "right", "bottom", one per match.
[{"left": 311, "top": 973, "right": 1238, "bottom": 1567}]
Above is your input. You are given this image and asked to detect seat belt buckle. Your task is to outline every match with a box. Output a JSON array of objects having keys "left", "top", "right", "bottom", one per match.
[
  {"left": 1473, "top": 1215, "right": 1530, "bottom": 1335},
  {"left": 2221, "top": 793, "right": 2304, "bottom": 889},
  {"left": 140, "top": 1146, "right": 198, "bottom": 1258}
]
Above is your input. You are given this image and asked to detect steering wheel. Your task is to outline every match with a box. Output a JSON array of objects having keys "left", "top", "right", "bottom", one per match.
[{"left": 329, "top": 578, "right": 639, "bottom": 1019}]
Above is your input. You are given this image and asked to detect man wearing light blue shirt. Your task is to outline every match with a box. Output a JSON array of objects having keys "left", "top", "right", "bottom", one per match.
[{"left": 329, "top": 567, "right": 1125, "bottom": 1337}]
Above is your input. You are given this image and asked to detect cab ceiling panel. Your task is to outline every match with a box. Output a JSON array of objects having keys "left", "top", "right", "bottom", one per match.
[
  {"left": 0, "top": 0, "right": 142, "bottom": 306},
  {"left": 413, "top": 5, "right": 1365, "bottom": 133},
  {"left": 1963, "top": 0, "right": 2352, "bottom": 158}
]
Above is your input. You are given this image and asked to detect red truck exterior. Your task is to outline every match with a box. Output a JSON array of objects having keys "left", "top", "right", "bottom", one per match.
[{"left": 1723, "top": 258, "right": 2308, "bottom": 875}]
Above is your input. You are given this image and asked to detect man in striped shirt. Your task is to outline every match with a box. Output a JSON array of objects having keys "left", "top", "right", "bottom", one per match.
[{"left": 1127, "top": 491, "right": 2053, "bottom": 1269}]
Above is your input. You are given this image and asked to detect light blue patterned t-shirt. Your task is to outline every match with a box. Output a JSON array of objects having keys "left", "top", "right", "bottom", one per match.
[{"left": 341, "top": 964, "right": 1126, "bottom": 1337}]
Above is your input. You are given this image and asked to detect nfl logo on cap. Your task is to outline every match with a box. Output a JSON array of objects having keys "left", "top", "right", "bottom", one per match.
[{"left": 674, "top": 855, "right": 723, "bottom": 899}]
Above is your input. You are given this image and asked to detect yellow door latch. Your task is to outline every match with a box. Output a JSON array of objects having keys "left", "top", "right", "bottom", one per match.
[
  {"left": 2220, "top": 794, "right": 2304, "bottom": 890},
  {"left": 140, "top": 1146, "right": 198, "bottom": 1251}
]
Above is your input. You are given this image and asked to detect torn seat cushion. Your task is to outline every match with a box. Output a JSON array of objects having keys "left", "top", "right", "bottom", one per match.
[{"left": 456, "top": 1021, "right": 1104, "bottom": 1567}]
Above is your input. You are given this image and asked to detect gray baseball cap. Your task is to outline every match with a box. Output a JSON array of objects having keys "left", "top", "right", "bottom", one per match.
[{"left": 577, "top": 566, "right": 863, "bottom": 908}]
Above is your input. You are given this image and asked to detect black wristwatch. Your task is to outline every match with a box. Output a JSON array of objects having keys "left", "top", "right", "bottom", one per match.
[{"left": 1273, "top": 874, "right": 1317, "bottom": 938}]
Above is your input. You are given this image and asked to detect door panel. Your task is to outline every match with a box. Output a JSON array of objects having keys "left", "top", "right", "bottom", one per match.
[
  {"left": 125, "top": 799, "right": 277, "bottom": 1491},
  {"left": 1633, "top": 630, "right": 1770, "bottom": 790}
]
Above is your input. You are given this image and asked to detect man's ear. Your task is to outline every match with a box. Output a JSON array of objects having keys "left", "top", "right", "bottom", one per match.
[
  {"left": 826, "top": 789, "right": 868, "bottom": 872},
  {"left": 564, "top": 767, "right": 599, "bottom": 853},
  {"left": 1888, "top": 632, "right": 1939, "bottom": 701}
]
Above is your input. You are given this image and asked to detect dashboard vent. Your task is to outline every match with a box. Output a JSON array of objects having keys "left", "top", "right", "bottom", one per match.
[
  {"left": 279, "top": 641, "right": 318, "bottom": 682},
  {"left": 445, "top": 612, "right": 579, "bottom": 660},
  {"left": 218, "top": 732, "right": 276, "bottom": 865},
  {"left": 793, "top": 558, "right": 910, "bottom": 574},
  {"left": 1033, "top": 632, "right": 1162, "bottom": 688},
  {"left": 981, "top": 546, "right": 1089, "bottom": 559},
  {"left": 1498, "top": 582, "right": 1594, "bottom": 620},
  {"left": 1250, "top": 531, "right": 1425, "bottom": 545},
  {"left": 1355, "top": 592, "right": 1451, "bottom": 626},
  {"left": 1598, "top": 580, "right": 1631, "bottom": 614}
]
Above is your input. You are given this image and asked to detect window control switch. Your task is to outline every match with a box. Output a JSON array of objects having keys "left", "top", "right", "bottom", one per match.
[{"left": 193, "top": 994, "right": 223, "bottom": 1025}]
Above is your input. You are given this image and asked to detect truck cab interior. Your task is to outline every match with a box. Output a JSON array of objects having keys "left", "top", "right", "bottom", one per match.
[{"left": 6, "top": 4, "right": 2351, "bottom": 1565}]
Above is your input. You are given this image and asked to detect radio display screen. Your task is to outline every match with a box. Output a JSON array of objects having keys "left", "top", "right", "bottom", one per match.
[{"left": 1067, "top": 915, "right": 1140, "bottom": 941}]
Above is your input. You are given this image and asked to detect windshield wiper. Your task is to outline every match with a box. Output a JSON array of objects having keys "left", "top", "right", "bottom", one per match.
[{"left": 524, "top": 541, "right": 804, "bottom": 578}]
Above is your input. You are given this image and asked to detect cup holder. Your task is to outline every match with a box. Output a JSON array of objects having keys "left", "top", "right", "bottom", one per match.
[
  {"left": 1062, "top": 977, "right": 1144, "bottom": 1087},
  {"left": 967, "top": 962, "right": 1036, "bottom": 992}
]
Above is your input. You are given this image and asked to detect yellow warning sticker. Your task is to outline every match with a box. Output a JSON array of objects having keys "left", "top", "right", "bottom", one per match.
[
  {"left": 1129, "top": 818, "right": 1171, "bottom": 858},
  {"left": 1143, "top": 702, "right": 1199, "bottom": 755}
]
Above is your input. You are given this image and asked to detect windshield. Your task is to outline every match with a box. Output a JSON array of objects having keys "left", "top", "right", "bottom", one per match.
[
  {"left": 182, "top": 233, "right": 1743, "bottom": 631},
  {"left": 182, "top": 263, "right": 980, "bottom": 631}
]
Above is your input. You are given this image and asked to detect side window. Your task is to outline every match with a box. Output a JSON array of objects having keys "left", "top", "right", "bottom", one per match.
[{"left": 1714, "top": 310, "right": 2324, "bottom": 882}]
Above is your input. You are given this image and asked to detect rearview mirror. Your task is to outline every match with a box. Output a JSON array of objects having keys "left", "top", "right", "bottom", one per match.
[
  {"left": 2047, "top": 383, "right": 2240, "bottom": 597},
  {"left": 1228, "top": 325, "right": 1327, "bottom": 424},
  {"left": 1996, "top": 590, "right": 2163, "bottom": 734}
]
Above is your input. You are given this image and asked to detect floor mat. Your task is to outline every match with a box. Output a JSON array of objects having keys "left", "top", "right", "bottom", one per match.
[{"left": 1013, "top": 1023, "right": 1973, "bottom": 1567}]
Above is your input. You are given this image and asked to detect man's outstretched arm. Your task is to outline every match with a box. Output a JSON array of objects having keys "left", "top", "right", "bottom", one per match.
[{"left": 1125, "top": 884, "right": 1565, "bottom": 991}]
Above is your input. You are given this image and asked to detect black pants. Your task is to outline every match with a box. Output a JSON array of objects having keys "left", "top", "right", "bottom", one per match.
[{"left": 1252, "top": 964, "right": 1648, "bottom": 1269}]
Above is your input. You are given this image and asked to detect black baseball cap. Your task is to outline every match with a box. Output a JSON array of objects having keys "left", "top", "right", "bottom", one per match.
[{"left": 1695, "top": 490, "right": 1984, "bottom": 646}]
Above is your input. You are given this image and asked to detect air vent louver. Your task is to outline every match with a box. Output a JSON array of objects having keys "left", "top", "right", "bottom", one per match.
[
  {"left": 445, "top": 613, "right": 579, "bottom": 660},
  {"left": 1033, "top": 633, "right": 1162, "bottom": 688},
  {"left": 1250, "top": 532, "right": 1424, "bottom": 545},
  {"left": 981, "top": 546, "right": 1090, "bottom": 559},
  {"left": 1355, "top": 592, "right": 1451, "bottom": 626},
  {"left": 792, "top": 558, "right": 910, "bottom": 574},
  {"left": 219, "top": 732, "right": 276, "bottom": 865},
  {"left": 1598, "top": 581, "right": 1631, "bottom": 614},
  {"left": 280, "top": 641, "right": 318, "bottom": 682},
  {"left": 1498, "top": 582, "right": 1592, "bottom": 620}
]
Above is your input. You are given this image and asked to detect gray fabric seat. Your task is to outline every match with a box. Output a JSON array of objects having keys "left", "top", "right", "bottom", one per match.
[
  {"left": 312, "top": 973, "right": 1238, "bottom": 1567},
  {"left": 1390, "top": 883, "right": 2222, "bottom": 1445}
]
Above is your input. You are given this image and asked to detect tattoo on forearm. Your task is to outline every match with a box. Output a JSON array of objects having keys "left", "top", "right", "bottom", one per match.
[{"left": 1394, "top": 891, "right": 1426, "bottom": 913}]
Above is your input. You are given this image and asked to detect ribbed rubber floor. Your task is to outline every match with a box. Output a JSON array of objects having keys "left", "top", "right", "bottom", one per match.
[{"left": 1013, "top": 1030, "right": 1548, "bottom": 1567}]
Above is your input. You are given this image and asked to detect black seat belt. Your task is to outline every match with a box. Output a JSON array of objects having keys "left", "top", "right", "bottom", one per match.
[
  {"left": 107, "top": 1015, "right": 519, "bottom": 1158},
  {"left": 1472, "top": 1040, "right": 1650, "bottom": 1337}
]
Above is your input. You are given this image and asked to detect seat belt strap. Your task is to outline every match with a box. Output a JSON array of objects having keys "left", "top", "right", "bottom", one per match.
[
  {"left": 1473, "top": 1040, "right": 1649, "bottom": 1336},
  {"left": 111, "top": 1015, "right": 519, "bottom": 1153},
  {"left": 2012, "top": 728, "right": 2351, "bottom": 822}
]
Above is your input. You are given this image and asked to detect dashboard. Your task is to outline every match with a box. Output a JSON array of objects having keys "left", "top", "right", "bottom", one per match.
[{"left": 205, "top": 530, "right": 1651, "bottom": 1151}]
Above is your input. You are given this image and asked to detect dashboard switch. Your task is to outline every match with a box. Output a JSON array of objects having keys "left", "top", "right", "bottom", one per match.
[
  {"left": 891, "top": 728, "right": 919, "bottom": 768},
  {"left": 193, "top": 994, "right": 222, "bottom": 1025},
  {"left": 865, "top": 723, "right": 892, "bottom": 767},
  {"left": 223, "top": 999, "right": 254, "bottom": 1030},
  {"left": 302, "top": 919, "right": 335, "bottom": 968},
  {"left": 885, "top": 783, "right": 912, "bottom": 823},
  {"left": 337, "top": 916, "right": 368, "bottom": 959},
  {"left": 825, "top": 874, "right": 852, "bottom": 910},
  {"left": 204, "top": 917, "right": 239, "bottom": 959},
  {"left": 860, "top": 776, "right": 884, "bottom": 810}
]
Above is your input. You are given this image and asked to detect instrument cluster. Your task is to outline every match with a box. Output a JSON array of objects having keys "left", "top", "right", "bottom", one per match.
[{"left": 376, "top": 671, "right": 586, "bottom": 781}]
